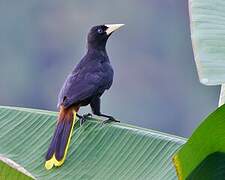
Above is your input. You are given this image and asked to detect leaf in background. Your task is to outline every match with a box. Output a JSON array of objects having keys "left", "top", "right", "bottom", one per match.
[
  {"left": 0, "top": 157, "right": 33, "bottom": 180},
  {"left": 187, "top": 152, "right": 225, "bottom": 180},
  {"left": 189, "top": 0, "right": 225, "bottom": 85},
  {"left": 0, "top": 106, "right": 185, "bottom": 179},
  {"left": 173, "top": 104, "right": 225, "bottom": 179}
]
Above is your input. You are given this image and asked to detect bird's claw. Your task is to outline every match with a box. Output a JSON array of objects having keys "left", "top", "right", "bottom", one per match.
[
  {"left": 79, "top": 117, "right": 86, "bottom": 126},
  {"left": 102, "top": 116, "right": 120, "bottom": 124},
  {"left": 78, "top": 113, "right": 92, "bottom": 126},
  {"left": 83, "top": 113, "right": 92, "bottom": 118}
]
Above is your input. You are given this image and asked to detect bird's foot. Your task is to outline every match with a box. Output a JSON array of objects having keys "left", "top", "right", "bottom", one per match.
[
  {"left": 102, "top": 116, "right": 120, "bottom": 124},
  {"left": 77, "top": 113, "right": 92, "bottom": 126}
]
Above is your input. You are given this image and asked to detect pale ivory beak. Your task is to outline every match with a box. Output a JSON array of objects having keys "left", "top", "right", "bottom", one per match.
[{"left": 105, "top": 24, "right": 124, "bottom": 35}]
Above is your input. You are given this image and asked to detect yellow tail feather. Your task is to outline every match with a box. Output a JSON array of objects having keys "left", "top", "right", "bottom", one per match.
[{"left": 45, "top": 111, "right": 77, "bottom": 170}]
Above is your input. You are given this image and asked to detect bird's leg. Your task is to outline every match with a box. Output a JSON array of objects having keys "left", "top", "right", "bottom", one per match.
[
  {"left": 90, "top": 97, "right": 120, "bottom": 124},
  {"left": 77, "top": 113, "right": 92, "bottom": 126}
]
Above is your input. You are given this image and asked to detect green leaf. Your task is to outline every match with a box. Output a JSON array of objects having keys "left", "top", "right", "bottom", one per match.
[
  {"left": 189, "top": 0, "right": 225, "bottom": 85},
  {"left": 0, "top": 157, "right": 33, "bottom": 180},
  {"left": 173, "top": 104, "right": 225, "bottom": 179},
  {"left": 187, "top": 152, "right": 225, "bottom": 180},
  {"left": 0, "top": 106, "right": 185, "bottom": 179}
]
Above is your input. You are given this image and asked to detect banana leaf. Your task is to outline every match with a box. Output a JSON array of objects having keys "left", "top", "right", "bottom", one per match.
[
  {"left": 189, "top": 0, "right": 225, "bottom": 85},
  {"left": 0, "top": 106, "right": 185, "bottom": 179},
  {"left": 173, "top": 0, "right": 225, "bottom": 178},
  {"left": 173, "top": 104, "right": 225, "bottom": 179}
]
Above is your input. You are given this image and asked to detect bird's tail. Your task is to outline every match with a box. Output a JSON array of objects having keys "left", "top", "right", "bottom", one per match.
[{"left": 45, "top": 106, "right": 77, "bottom": 170}]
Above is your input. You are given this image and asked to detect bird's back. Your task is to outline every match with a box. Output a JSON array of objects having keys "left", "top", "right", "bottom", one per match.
[{"left": 57, "top": 50, "right": 113, "bottom": 108}]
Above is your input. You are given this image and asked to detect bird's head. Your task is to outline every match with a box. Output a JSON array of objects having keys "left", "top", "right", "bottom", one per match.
[{"left": 87, "top": 24, "right": 124, "bottom": 50}]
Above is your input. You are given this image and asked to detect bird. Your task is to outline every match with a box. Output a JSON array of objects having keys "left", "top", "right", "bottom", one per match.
[{"left": 45, "top": 24, "right": 124, "bottom": 170}]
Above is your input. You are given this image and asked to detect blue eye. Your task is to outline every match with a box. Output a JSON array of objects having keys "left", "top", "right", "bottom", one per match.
[{"left": 97, "top": 28, "right": 103, "bottom": 34}]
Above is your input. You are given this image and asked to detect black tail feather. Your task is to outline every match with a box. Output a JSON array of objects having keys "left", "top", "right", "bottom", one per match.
[{"left": 45, "top": 107, "right": 76, "bottom": 169}]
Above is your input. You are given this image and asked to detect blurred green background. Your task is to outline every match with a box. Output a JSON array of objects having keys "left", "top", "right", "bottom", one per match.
[{"left": 0, "top": 0, "right": 219, "bottom": 137}]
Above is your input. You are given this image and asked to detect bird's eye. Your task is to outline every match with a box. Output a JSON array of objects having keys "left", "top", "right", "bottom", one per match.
[{"left": 97, "top": 28, "right": 103, "bottom": 34}]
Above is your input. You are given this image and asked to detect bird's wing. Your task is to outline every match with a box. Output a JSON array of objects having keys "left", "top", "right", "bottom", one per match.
[{"left": 57, "top": 69, "right": 106, "bottom": 108}]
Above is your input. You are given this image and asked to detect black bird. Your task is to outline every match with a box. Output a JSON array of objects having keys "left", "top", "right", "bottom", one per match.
[{"left": 45, "top": 24, "right": 124, "bottom": 169}]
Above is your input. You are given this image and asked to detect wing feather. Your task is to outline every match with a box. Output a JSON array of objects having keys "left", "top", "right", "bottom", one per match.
[{"left": 58, "top": 68, "right": 106, "bottom": 108}]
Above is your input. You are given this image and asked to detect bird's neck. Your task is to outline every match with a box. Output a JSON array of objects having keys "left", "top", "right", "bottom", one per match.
[
  {"left": 87, "top": 48, "right": 108, "bottom": 59},
  {"left": 87, "top": 38, "right": 108, "bottom": 51},
  {"left": 87, "top": 44, "right": 106, "bottom": 51}
]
